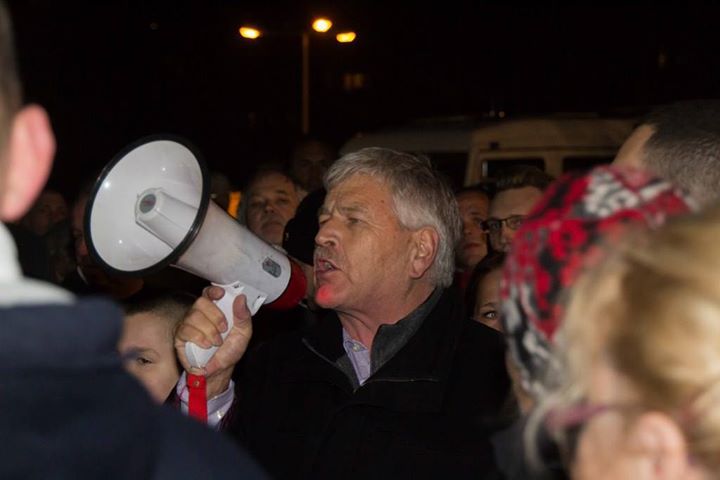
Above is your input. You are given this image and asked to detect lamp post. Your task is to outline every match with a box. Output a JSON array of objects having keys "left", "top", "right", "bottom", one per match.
[
  {"left": 239, "top": 18, "right": 356, "bottom": 135},
  {"left": 301, "top": 31, "right": 310, "bottom": 135}
]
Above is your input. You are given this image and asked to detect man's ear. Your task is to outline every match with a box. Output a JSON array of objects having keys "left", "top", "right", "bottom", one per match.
[
  {"left": 408, "top": 227, "right": 438, "bottom": 279},
  {"left": 1, "top": 104, "right": 55, "bottom": 222},
  {"left": 612, "top": 124, "right": 654, "bottom": 169},
  {"left": 627, "top": 412, "right": 691, "bottom": 479}
]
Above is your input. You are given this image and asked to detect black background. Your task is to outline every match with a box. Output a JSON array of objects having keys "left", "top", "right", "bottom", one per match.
[{"left": 8, "top": 0, "right": 720, "bottom": 197}]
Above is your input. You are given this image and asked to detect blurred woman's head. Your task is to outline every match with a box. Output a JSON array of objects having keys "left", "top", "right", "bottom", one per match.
[{"left": 542, "top": 204, "right": 720, "bottom": 479}]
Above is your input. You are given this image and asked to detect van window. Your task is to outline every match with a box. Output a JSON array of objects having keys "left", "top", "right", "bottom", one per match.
[
  {"left": 484, "top": 158, "right": 545, "bottom": 178},
  {"left": 562, "top": 156, "right": 614, "bottom": 173}
]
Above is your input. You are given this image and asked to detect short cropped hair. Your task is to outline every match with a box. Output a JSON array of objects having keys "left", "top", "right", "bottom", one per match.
[
  {"left": 122, "top": 291, "right": 197, "bottom": 339},
  {"left": 325, "top": 147, "right": 461, "bottom": 288},
  {"left": 494, "top": 165, "right": 554, "bottom": 194},
  {"left": 455, "top": 181, "right": 495, "bottom": 200},
  {"left": 641, "top": 100, "right": 720, "bottom": 204}
]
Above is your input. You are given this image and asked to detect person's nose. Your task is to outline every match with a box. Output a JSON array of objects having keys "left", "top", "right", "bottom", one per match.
[
  {"left": 500, "top": 224, "right": 515, "bottom": 251},
  {"left": 315, "top": 217, "right": 339, "bottom": 249},
  {"left": 462, "top": 219, "right": 474, "bottom": 236}
]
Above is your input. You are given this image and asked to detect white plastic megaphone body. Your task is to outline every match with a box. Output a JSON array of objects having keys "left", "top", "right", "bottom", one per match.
[{"left": 84, "top": 136, "right": 307, "bottom": 368}]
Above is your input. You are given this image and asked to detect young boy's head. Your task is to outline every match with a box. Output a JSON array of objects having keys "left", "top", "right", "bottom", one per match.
[{"left": 118, "top": 291, "right": 195, "bottom": 403}]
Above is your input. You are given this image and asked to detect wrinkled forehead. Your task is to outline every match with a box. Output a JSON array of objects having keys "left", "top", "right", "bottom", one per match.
[{"left": 323, "top": 173, "right": 395, "bottom": 214}]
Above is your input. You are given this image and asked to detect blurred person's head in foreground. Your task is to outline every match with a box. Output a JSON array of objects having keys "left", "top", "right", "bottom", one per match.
[
  {"left": 465, "top": 251, "right": 505, "bottom": 332},
  {"left": 538, "top": 204, "right": 720, "bottom": 480},
  {"left": 614, "top": 99, "right": 720, "bottom": 206},
  {"left": 0, "top": 2, "right": 55, "bottom": 225},
  {"left": 501, "top": 166, "right": 695, "bottom": 412},
  {"left": 487, "top": 166, "right": 553, "bottom": 252},
  {"left": 0, "top": 3, "right": 267, "bottom": 478},
  {"left": 118, "top": 291, "right": 195, "bottom": 403}
]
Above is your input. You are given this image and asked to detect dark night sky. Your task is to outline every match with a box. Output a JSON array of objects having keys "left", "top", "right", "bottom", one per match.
[{"left": 7, "top": 0, "right": 720, "bottom": 197}]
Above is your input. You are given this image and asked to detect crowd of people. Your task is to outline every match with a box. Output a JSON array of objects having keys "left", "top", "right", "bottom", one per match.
[{"left": 4, "top": 2, "right": 720, "bottom": 479}]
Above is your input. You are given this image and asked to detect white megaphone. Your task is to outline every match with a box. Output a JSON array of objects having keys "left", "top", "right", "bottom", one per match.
[{"left": 84, "top": 135, "right": 307, "bottom": 368}]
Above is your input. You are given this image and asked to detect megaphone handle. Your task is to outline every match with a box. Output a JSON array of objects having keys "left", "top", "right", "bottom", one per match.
[{"left": 185, "top": 282, "right": 267, "bottom": 369}]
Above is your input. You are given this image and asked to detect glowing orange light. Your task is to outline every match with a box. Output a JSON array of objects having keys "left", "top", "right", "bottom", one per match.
[
  {"left": 336, "top": 31, "right": 356, "bottom": 43},
  {"left": 312, "top": 18, "right": 333, "bottom": 33},
  {"left": 239, "top": 27, "right": 261, "bottom": 39}
]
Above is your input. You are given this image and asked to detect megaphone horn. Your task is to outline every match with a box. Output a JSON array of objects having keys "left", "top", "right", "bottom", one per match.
[{"left": 85, "top": 135, "right": 307, "bottom": 368}]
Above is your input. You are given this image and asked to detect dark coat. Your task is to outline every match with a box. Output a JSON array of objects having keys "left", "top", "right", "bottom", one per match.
[
  {"left": 491, "top": 416, "right": 569, "bottom": 480},
  {"left": 229, "top": 288, "right": 512, "bottom": 479},
  {"left": 0, "top": 298, "right": 266, "bottom": 479}
]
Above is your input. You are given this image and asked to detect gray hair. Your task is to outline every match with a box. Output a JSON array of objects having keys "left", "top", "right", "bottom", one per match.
[{"left": 325, "top": 147, "right": 461, "bottom": 287}]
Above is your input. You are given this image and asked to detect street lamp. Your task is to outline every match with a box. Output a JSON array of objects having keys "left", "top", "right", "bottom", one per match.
[
  {"left": 239, "top": 27, "right": 261, "bottom": 39},
  {"left": 335, "top": 31, "right": 356, "bottom": 43},
  {"left": 311, "top": 18, "right": 332, "bottom": 33},
  {"left": 238, "top": 17, "right": 356, "bottom": 135}
]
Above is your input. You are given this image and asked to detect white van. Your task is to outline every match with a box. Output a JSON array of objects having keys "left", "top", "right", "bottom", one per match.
[{"left": 340, "top": 114, "right": 635, "bottom": 187}]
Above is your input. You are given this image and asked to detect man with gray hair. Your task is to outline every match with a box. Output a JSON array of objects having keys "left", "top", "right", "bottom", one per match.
[
  {"left": 613, "top": 99, "right": 720, "bottom": 205},
  {"left": 175, "top": 147, "right": 511, "bottom": 478}
]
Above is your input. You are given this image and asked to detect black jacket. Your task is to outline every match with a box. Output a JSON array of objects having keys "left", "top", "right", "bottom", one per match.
[
  {"left": 229, "top": 288, "right": 512, "bottom": 479},
  {"left": 0, "top": 298, "right": 266, "bottom": 479}
]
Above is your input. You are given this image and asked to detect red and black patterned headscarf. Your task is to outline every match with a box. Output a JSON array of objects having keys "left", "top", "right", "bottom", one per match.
[{"left": 500, "top": 166, "right": 696, "bottom": 398}]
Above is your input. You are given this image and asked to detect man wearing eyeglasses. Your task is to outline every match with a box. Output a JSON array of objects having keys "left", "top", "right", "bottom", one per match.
[{"left": 485, "top": 166, "right": 554, "bottom": 252}]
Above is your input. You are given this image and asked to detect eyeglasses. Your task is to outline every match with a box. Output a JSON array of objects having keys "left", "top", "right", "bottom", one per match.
[
  {"left": 544, "top": 402, "right": 636, "bottom": 464},
  {"left": 482, "top": 215, "right": 526, "bottom": 234},
  {"left": 544, "top": 386, "right": 709, "bottom": 468}
]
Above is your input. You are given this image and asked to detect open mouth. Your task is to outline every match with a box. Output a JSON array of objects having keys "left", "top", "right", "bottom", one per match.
[{"left": 315, "top": 258, "right": 337, "bottom": 273}]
